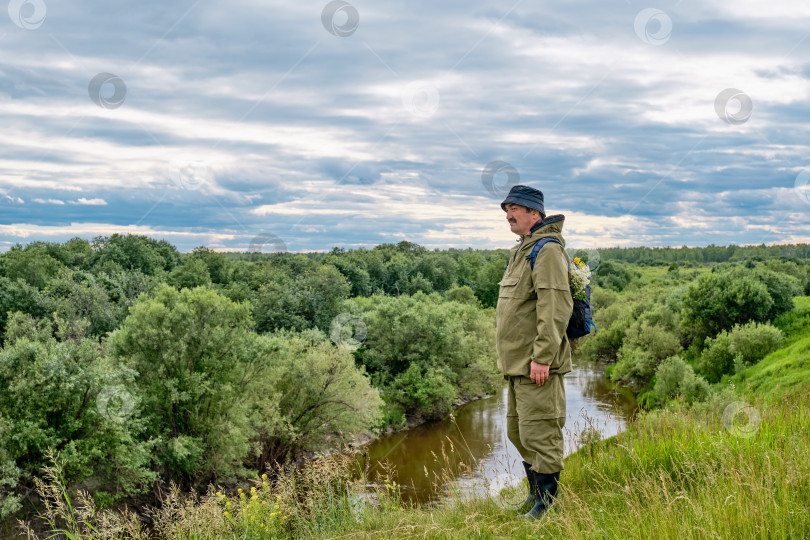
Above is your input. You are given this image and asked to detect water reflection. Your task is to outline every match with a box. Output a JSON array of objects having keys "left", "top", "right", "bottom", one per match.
[{"left": 358, "top": 357, "right": 637, "bottom": 505}]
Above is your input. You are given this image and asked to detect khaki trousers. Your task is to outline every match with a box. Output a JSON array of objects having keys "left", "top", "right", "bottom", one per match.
[{"left": 506, "top": 374, "right": 566, "bottom": 474}]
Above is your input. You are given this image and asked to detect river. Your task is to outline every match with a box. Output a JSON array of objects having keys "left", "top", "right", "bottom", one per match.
[{"left": 356, "top": 357, "right": 637, "bottom": 505}]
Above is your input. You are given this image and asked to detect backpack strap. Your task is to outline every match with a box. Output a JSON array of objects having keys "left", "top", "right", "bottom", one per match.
[{"left": 526, "top": 238, "right": 563, "bottom": 270}]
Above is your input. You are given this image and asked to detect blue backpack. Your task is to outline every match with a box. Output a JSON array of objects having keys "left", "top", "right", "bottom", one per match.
[{"left": 526, "top": 238, "right": 596, "bottom": 340}]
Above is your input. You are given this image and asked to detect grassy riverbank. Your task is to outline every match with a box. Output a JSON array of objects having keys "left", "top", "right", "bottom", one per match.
[{"left": 26, "top": 304, "right": 810, "bottom": 539}]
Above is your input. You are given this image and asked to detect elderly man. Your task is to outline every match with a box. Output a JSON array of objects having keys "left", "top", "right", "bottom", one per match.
[{"left": 496, "top": 184, "right": 573, "bottom": 519}]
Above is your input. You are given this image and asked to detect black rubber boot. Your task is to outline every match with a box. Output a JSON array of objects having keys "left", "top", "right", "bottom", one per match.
[
  {"left": 521, "top": 471, "right": 560, "bottom": 519},
  {"left": 516, "top": 461, "right": 536, "bottom": 514}
]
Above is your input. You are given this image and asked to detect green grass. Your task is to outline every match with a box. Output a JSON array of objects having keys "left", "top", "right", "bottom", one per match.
[{"left": 736, "top": 296, "right": 810, "bottom": 396}]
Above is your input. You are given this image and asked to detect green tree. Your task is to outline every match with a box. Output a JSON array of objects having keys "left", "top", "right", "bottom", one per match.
[
  {"left": 90, "top": 234, "right": 180, "bottom": 275},
  {"left": 0, "top": 244, "right": 64, "bottom": 289},
  {"left": 0, "top": 277, "right": 44, "bottom": 342},
  {"left": 190, "top": 247, "right": 232, "bottom": 284},
  {"left": 322, "top": 250, "right": 372, "bottom": 297},
  {"left": 753, "top": 267, "right": 802, "bottom": 320},
  {"left": 108, "top": 285, "right": 256, "bottom": 484},
  {"left": 42, "top": 270, "right": 117, "bottom": 340},
  {"left": 445, "top": 285, "right": 481, "bottom": 307},
  {"left": 0, "top": 315, "right": 154, "bottom": 518},
  {"left": 680, "top": 267, "right": 773, "bottom": 341},
  {"left": 167, "top": 258, "right": 212, "bottom": 289},
  {"left": 345, "top": 292, "right": 498, "bottom": 418},
  {"left": 253, "top": 265, "right": 350, "bottom": 333},
  {"left": 386, "top": 362, "right": 456, "bottom": 420},
  {"left": 252, "top": 329, "right": 382, "bottom": 466}
]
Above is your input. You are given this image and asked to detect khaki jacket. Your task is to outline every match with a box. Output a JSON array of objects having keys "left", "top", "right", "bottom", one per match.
[{"left": 495, "top": 215, "right": 573, "bottom": 378}]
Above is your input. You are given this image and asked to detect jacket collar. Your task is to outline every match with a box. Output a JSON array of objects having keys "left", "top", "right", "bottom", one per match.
[{"left": 525, "top": 214, "right": 565, "bottom": 238}]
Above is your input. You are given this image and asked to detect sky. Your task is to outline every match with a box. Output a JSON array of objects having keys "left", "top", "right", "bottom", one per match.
[{"left": 2, "top": 0, "right": 810, "bottom": 253}]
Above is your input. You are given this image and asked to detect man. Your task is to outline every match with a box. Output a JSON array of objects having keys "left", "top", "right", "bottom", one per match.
[{"left": 495, "top": 184, "right": 573, "bottom": 519}]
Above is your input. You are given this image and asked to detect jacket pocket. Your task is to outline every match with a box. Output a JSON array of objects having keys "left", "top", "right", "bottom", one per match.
[{"left": 498, "top": 276, "right": 521, "bottom": 298}]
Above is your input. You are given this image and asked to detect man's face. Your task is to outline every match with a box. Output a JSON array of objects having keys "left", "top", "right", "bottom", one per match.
[{"left": 504, "top": 203, "right": 540, "bottom": 236}]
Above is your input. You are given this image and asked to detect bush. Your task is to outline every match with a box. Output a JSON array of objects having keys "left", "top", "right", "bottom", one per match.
[
  {"left": 590, "top": 287, "right": 620, "bottom": 311},
  {"left": 108, "top": 285, "right": 257, "bottom": 484},
  {"left": 696, "top": 332, "right": 734, "bottom": 384},
  {"left": 728, "top": 321, "right": 783, "bottom": 368},
  {"left": 110, "top": 286, "right": 383, "bottom": 483},
  {"left": 0, "top": 316, "right": 155, "bottom": 518},
  {"left": 251, "top": 329, "right": 383, "bottom": 466},
  {"left": 696, "top": 322, "right": 783, "bottom": 382},
  {"left": 386, "top": 363, "right": 457, "bottom": 420},
  {"left": 773, "top": 297, "right": 810, "bottom": 337},
  {"left": 610, "top": 321, "right": 682, "bottom": 384},
  {"left": 653, "top": 356, "right": 711, "bottom": 404},
  {"left": 680, "top": 267, "right": 774, "bottom": 341},
  {"left": 580, "top": 303, "right": 633, "bottom": 360}
]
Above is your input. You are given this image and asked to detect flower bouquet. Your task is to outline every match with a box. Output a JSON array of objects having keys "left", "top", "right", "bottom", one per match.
[{"left": 569, "top": 257, "right": 591, "bottom": 302}]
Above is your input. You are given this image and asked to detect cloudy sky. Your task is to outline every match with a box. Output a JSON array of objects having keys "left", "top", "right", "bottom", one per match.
[{"left": 2, "top": 0, "right": 810, "bottom": 253}]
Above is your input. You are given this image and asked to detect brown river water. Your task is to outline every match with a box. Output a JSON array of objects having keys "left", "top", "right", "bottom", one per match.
[{"left": 356, "top": 357, "right": 637, "bottom": 506}]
